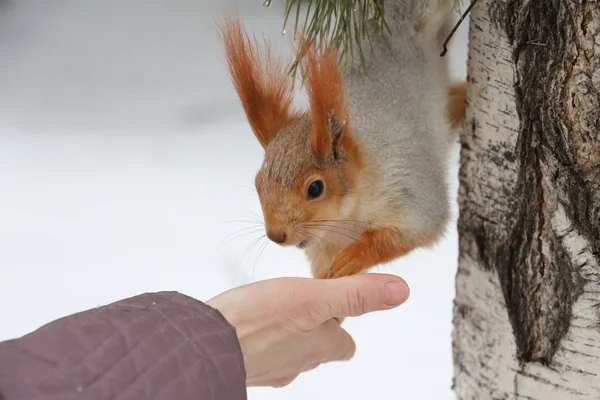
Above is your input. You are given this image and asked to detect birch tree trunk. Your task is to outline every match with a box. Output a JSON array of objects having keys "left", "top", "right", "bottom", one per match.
[{"left": 453, "top": 0, "right": 600, "bottom": 398}]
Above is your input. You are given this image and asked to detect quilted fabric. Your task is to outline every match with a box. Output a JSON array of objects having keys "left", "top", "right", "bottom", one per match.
[{"left": 0, "top": 292, "right": 247, "bottom": 400}]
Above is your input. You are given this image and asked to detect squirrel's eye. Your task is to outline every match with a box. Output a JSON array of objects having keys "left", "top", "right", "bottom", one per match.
[{"left": 307, "top": 180, "right": 324, "bottom": 200}]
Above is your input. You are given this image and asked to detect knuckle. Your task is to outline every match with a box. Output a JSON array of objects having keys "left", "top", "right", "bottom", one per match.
[{"left": 347, "top": 287, "right": 368, "bottom": 316}]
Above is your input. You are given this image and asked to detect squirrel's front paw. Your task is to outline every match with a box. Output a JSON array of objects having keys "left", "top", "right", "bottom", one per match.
[
  {"left": 318, "top": 227, "right": 415, "bottom": 279},
  {"left": 324, "top": 243, "right": 371, "bottom": 279}
]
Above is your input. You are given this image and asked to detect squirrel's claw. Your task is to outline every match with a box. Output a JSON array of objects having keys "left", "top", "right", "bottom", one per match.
[{"left": 325, "top": 243, "right": 370, "bottom": 279}]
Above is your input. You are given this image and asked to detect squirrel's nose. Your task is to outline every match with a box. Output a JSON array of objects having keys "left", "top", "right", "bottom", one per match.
[{"left": 267, "top": 230, "right": 287, "bottom": 244}]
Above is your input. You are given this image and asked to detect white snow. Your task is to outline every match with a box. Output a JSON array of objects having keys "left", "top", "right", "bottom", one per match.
[{"left": 0, "top": 1, "right": 468, "bottom": 399}]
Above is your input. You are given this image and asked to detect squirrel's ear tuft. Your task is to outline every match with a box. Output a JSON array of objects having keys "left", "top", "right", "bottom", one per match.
[
  {"left": 299, "top": 39, "right": 352, "bottom": 160},
  {"left": 328, "top": 114, "right": 345, "bottom": 160},
  {"left": 217, "top": 13, "right": 296, "bottom": 149}
]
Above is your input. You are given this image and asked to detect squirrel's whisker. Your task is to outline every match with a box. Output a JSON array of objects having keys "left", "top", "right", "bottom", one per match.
[
  {"left": 240, "top": 206, "right": 265, "bottom": 222},
  {"left": 231, "top": 184, "right": 258, "bottom": 193},
  {"left": 217, "top": 227, "right": 266, "bottom": 251},
  {"left": 223, "top": 220, "right": 264, "bottom": 226},
  {"left": 297, "top": 229, "right": 340, "bottom": 249},
  {"left": 251, "top": 236, "right": 270, "bottom": 279},
  {"left": 300, "top": 222, "right": 365, "bottom": 236},
  {"left": 234, "top": 235, "right": 265, "bottom": 276},
  {"left": 310, "top": 218, "right": 384, "bottom": 229},
  {"left": 299, "top": 226, "right": 367, "bottom": 246}
]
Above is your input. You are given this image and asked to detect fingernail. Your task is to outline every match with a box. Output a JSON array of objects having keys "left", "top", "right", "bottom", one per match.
[{"left": 383, "top": 280, "right": 410, "bottom": 306}]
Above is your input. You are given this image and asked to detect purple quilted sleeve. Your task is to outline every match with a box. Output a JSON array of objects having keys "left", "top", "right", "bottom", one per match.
[{"left": 0, "top": 292, "right": 247, "bottom": 400}]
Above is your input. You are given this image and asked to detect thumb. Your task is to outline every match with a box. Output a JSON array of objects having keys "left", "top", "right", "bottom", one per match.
[{"left": 312, "top": 273, "right": 410, "bottom": 323}]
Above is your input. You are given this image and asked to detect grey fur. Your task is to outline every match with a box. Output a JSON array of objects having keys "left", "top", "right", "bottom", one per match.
[{"left": 338, "top": 0, "right": 457, "bottom": 242}]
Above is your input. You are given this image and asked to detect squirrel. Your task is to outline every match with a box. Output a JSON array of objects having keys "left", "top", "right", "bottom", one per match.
[{"left": 218, "top": 0, "right": 466, "bottom": 279}]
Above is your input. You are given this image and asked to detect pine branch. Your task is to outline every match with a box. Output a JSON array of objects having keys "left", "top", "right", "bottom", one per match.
[
  {"left": 264, "top": 0, "right": 389, "bottom": 76},
  {"left": 263, "top": 0, "right": 464, "bottom": 77}
]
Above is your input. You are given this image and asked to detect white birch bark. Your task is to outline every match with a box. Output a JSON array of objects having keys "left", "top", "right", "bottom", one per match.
[{"left": 453, "top": 0, "right": 600, "bottom": 398}]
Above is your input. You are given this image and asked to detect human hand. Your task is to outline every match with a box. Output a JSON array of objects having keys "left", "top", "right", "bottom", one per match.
[{"left": 206, "top": 273, "right": 409, "bottom": 388}]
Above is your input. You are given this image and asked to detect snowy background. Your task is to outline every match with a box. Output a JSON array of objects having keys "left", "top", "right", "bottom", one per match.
[{"left": 0, "top": 1, "right": 468, "bottom": 399}]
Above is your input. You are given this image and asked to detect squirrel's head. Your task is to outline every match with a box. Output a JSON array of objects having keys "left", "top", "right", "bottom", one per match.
[
  {"left": 255, "top": 113, "right": 361, "bottom": 247},
  {"left": 219, "top": 15, "right": 362, "bottom": 248}
]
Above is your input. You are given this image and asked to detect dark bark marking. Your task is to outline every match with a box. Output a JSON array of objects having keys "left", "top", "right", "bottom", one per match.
[
  {"left": 457, "top": 303, "right": 474, "bottom": 319},
  {"left": 503, "top": 151, "right": 515, "bottom": 162},
  {"left": 460, "top": 0, "right": 599, "bottom": 365},
  {"left": 496, "top": 0, "right": 598, "bottom": 363}
]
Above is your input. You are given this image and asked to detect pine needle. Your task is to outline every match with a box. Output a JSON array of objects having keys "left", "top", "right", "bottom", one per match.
[
  {"left": 263, "top": 0, "right": 464, "bottom": 77},
  {"left": 262, "top": 0, "right": 389, "bottom": 77}
]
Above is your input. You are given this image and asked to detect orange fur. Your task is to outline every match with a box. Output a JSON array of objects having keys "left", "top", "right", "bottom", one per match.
[
  {"left": 319, "top": 227, "right": 437, "bottom": 279},
  {"left": 217, "top": 13, "right": 296, "bottom": 148},
  {"left": 447, "top": 80, "right": 467, "bottom": 129},
  {"left": 299, "top": 40, "right": 350, "bottom": 159}
]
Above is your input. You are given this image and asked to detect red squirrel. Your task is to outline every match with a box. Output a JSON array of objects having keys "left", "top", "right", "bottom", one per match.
[{"left": 218, "top": 1, "right": 466, "bottom": 279}]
